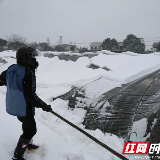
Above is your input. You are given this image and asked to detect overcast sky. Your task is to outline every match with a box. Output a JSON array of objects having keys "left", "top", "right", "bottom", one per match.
[{"left": 0, "top": 0, "right": 160, "bottom": 49}]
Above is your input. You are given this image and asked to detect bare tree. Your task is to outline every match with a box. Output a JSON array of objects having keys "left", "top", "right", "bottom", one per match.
[{"left": 6, "top": 34, "right": 27, "bottom": 44}]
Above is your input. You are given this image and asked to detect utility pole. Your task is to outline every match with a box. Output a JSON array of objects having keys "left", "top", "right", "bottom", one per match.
[
  {"left": 59, "top": 36, "right": 63, "bottom": 45},
  {"left": 47, "top": 38, "right": 50, "bottom": 46}
]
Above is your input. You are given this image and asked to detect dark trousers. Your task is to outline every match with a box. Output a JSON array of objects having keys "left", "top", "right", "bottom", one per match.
[{"left": 17, "top": 116, "right": 37, "bottom": 140}]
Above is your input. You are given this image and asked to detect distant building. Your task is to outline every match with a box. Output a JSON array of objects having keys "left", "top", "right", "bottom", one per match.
[
  {"left": 147, "top": 48, "right": 157, "bottom": 53},
  {"left": 90, "top": 42, "right": 102, "bottom": 51},
  {"left": 60, "top": 44, "right": 79, "bottom": 52},
  {"left": 112, "top": 42, "right": 124, "bottom": 53},
  {"left": 90, "top": 42, "right": 124, "bottom": 52},
  {"left": 111, "top": 42, "right": 124, "bottom": 53},
  {"left": 118, "top": 42, "right": 123, "bottom": 51}
]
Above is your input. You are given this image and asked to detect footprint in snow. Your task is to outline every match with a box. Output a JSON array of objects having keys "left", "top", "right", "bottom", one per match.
[
  {"left": 65, "top": 154, "right": 85, "bottom": 160},
  {"left": 24, "top": 143, "right": 47, "bottom": 160}
]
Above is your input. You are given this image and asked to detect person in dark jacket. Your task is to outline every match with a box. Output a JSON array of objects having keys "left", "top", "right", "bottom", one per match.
[{"left": 0, "top": 47, "right": 52, "bottom": 160}]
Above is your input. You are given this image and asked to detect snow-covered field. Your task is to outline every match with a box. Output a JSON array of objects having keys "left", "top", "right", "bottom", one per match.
[{"left": 0, "top": 50, "right": 160, "bottom": 160}]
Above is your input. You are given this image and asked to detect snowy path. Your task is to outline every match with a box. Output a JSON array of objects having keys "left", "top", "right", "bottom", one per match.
[
  {"left": 0, "top": 91, "right": 126, "bottom": 160},
  {"left": 34, "top": 99, "right": 126, "bottom": 160}
]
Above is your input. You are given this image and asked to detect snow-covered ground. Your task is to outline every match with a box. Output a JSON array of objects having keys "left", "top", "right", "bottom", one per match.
[{"left": 0, "top": 50, "right": 160, "bottom": 160}]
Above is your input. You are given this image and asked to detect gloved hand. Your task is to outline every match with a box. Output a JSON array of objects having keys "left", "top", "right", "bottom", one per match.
[{"left": 42, "top": 105, "right": 52, "bottom": 112}]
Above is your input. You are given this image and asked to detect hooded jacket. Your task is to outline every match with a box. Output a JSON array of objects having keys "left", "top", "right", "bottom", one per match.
[{"left": 0, "top": 64, "right": 47, "bottom": 117}]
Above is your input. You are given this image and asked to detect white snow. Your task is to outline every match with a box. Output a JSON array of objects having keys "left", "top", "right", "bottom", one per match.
[
  {"left": 0, "top": 50, "right": 160, "bottom": 160},
  {"left": 129, "top": 118, "right": 148, "bottom": 142}
]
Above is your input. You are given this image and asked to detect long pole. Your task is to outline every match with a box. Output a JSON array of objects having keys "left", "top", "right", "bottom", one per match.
[{"left": 50, "top": 110, "right": 129, "bottom": 160}]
